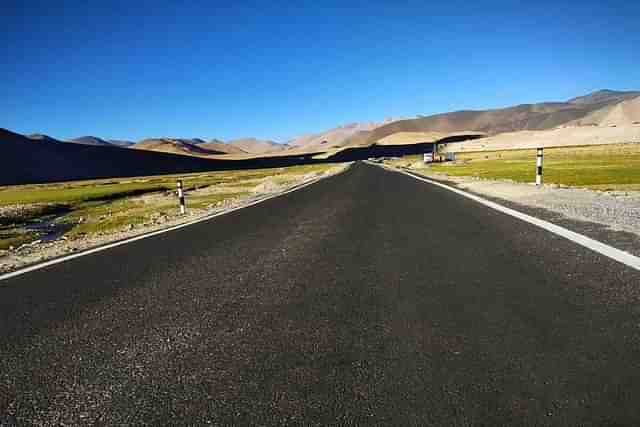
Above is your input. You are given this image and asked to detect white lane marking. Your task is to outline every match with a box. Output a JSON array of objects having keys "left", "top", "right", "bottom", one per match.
[
  {"left": 0, "top": 167, "right": 349, "bottom": 282},
  {"left": 377, "top": 163, "right": 640, "bottom": 272}
]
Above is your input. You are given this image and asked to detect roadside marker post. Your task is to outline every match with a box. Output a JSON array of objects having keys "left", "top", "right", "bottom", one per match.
[
  {"left": 177, "top": 180, "right": 186, "bottom": 214},
  {"left": 536, "top": 148, "right": 543, "bottom": 186}
]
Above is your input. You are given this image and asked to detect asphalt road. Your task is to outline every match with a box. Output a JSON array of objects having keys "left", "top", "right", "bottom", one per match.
[{"left": 2, "top": 162, "right": 640, "bottom": 425}]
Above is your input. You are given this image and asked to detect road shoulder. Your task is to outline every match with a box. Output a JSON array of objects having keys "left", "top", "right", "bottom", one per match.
[{"left": 374, "top": 162, "right": 640, "bottom": 269}]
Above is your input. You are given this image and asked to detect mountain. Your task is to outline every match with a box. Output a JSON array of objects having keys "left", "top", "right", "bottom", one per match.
[
  {"left": 0, "top": 128, "right": 323, "bottom": 185},
  {"left": 341, "top": 90, "right": 639, "bottom": 148},
  {"left": 567, "top": 89, "right": 640, "bottom": 106},
  {"left": 227, "top": 138, "right": 290, "bottom": 154},
  {"left": 68, "top": 136, "right": 115, "bottom": 146},
  {"left": 288, "top": 120, "right": 399, "bottom": 152},
  {"left": 27, "top": 134, "right": 64, "bottom": 143},
  {"left": 108, "top": 139, "right": 136, "bottom": 147},
  {"left": 2, "top": 128, "right": 36, "bottom": 144},
  {"left": 198, "top": 139, "right": 248, "bottom": 155},
  {"left": 133, "top": 138, "right": 227, "bottom": 156},
  {"left": 566, "top": 96, "right": 640, "bottom": 127}
]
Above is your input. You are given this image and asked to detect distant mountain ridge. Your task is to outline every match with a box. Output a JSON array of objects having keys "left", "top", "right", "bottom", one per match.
[
  {"left": 199, "top": 139, "right": 248, "bottom": 154},
  {"left": 339, "top": 90, "right": 640, "bottom": 148},
  {"left": 288, "top": 119, "right": 399, "bottom": 151},
  {"left": 107, "top": 139, "right": 135, "bottom": 147},
  {"left": 0, "top": 128, "right": 324, "bottom": 186},
  {"left": 6, "top": 89, "right": 640, "bottom": 161},
  {"left": 28, "top": 134, "right": 63, "bottom": 143},
  {"left": 133, "top": 138, "right": 227, "bottom": 156},
  {"left": 566, "top": 95, "right": 640, "bottom": 127},
  {"left": 68, "top": 136, "right": 114, "bottom": 147},
  {"left": 227, "top": 138, "right": 290, "bottom": 154},
  {"left": 567, "top": 89, "right": 640, "bottom": 105}
]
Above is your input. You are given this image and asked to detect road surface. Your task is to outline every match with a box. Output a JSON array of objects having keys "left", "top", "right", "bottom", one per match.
[{"left": 2, "top": 162, "right": 640, "bottom": 425}]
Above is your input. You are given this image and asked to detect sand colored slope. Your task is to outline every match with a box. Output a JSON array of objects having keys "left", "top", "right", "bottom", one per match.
[
  {"left": 342, "top": 91, "right": 640, "bottom": 148},
  {"left": 595, "top": 96, "right": 640, "bottom": 126},
  {"left": 227, "top": 138, "right": 290, "bottom": 154},
  {"left": 567, "top": 96, "right": 640, "bottom": 127},
  {"left": 441, "top": 125, "right": 640, "bottom": 153},
  {"left": 289, "top": 119, "right": 400, "bottom": 151},
  {"left": 567, "top": 89, "right": 640, "bottom": 105},
  {"left": 134, "top": 138, "right": 226, "bottom": 156},
  {"left": 199, "top": 140, "right": 247, "bottom": 154}
]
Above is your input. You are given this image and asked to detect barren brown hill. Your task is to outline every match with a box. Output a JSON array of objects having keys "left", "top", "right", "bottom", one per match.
[
  {"left": 342, "top": 90, "right": 639, "bottom": 148},
  {"left": 0, "top": 128, "right": 328, "bottom": 186},
  {"left": 134, "top": 138, "right": 226, "bottom": 156},
  {"left": 289, "top": 119, "right": 399, "bottom": 151},
  {"left": 440, "top": 125, "right": 640, "bottom": 153},
  {"left": 2, "top": 128, "right": 36, "bottom": 144},
  {"left": 228, "top": 138, "right": 290, "bottom": 154},
  {"left": 27, "top": 134, "right": 64, "bottom": 143},
  {"left": 199, "top": 139, "right": 247, "bottom": 155},
  {"left": 567, "top": 96, "right": 640, "bottom": 127},
  {"left": 107, "top": 139, "right": 135, "bottom": 147},
  {"left": 68, "top": 136, "right": 115, "bottom": 147},
  {"left": 567, "top": 89, "right": 640, "bottom": 105},
  {"left": 376, "top": 131, "right": 486, "bottom": 146}
]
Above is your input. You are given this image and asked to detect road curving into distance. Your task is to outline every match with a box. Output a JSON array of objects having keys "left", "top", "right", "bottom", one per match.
[{"left": 2, "top": 162, "right": 640, "bottom": 425}]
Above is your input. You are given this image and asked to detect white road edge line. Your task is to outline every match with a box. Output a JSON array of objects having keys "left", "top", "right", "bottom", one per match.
[
  {"left": 0, "top": 165, "right": 350, "bottom": 282},
  {"left": 375, "top": 162, "right": 640, "bottom": 272}
]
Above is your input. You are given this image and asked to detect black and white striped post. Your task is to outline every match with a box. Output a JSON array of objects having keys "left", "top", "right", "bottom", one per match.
[
  {"left": 176, "top": 180, "right": 186, "bottom": 214},
  {"left": 536, "top": 148, "right": 543, "bottom": 186}
]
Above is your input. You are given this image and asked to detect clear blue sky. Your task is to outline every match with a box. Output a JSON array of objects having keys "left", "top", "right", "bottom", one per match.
[{"left": 2, "top": 0, "right": 639, "bottom": 142}]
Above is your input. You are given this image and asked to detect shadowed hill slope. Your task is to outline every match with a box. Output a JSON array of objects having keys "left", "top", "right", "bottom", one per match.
[
  {"left": 0, "top": 128, "right": 323, "bottom": 185},
  {"left": 27, "top": 134, "right": 65, "bottom": 143},
  {"left": 1, "top": 128, "right": 483, "bottom": 185},
  {"left": 68, "top": 136, "right": 116, "bottom": 146}
]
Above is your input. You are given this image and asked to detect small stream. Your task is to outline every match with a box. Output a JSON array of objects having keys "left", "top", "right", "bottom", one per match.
[
  {"left": 25, "top": 219, "right": 74, "bottom": 242},
  {"left": 2, "top": 206, "right": 74, "bottom": 247}
]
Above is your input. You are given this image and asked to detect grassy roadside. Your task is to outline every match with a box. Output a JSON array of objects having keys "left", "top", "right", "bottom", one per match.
[
  {"left": 387, "top": 143, "right": 640, "bottom": 191},
  {"left": 0, "top": 163, "right": 337, "bottom": 250}
]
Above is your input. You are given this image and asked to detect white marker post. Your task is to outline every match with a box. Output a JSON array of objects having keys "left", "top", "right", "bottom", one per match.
[
  {"left": 536, "top": 148, "right": 543, "bottom": 186},
  {"left": 177, "top": 180, "right": 186, "bottom": 214}
]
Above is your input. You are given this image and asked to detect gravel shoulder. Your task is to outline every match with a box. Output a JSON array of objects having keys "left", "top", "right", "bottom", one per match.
[{"left": 398, "top": 167, "right": 640, "bottom": 257}]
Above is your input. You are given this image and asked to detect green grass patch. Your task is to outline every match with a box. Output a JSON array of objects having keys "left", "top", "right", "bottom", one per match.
[
  {"left": 0, "top": 163, "right": 339, "bottom": 243},
  {"left": 0, "top": 163, "right": 335, "bottom": 207},
  {"left": 0, "top": 232, "right": 37, "bottom": 250},
  {"left": 393, "top": 144, "right": 640, "bottom": 190}
]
